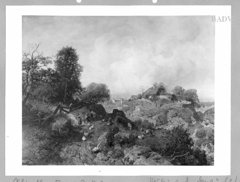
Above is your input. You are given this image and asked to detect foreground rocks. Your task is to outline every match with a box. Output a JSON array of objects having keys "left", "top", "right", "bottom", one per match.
[{"left": 23, "top": 100, "right": 214, "bottom": 165}]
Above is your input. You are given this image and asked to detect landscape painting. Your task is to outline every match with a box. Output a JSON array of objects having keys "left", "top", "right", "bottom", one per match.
[{"left": 22, "top": 16, "right": 214, "bottom": 166}]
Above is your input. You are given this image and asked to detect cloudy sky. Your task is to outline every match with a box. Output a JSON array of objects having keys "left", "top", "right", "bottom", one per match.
[{"left": 23, "top": 16, "right": 215, "bottom": 101}]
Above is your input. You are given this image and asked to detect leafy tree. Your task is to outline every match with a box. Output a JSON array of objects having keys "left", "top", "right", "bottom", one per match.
[
  {"left": 156, "top": 82, "right": 167, "bottom": 96},
  {"left": 54, "top": 47, "right": 83, "bottom": 104},
  {"left": 73, "top": 82, "right": 110, "bottom": 105},
  {"left": 143, "top": 82, "right": 167, "bottom": 100},
  {"left": 22, "top": 44, "right": 52, "bottom": 105},
  {"left": 183, "top": 89, "right": 200, "bottom": 107},
  {"left": 172, "top": 86, "right": 185, "bottom": 101}
]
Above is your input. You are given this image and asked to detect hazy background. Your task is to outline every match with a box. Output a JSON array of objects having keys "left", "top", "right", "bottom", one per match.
[{"left": 22, "top": 16, "right": 215, "bottom": 101}]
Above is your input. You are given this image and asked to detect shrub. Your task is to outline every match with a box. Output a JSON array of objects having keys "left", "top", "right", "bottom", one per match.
[
  {"left": 77, "top": 82, "right": 110, "bottom": 105},
  {"left": 137, "top": 126, "right": 208, "bottom": 165}
]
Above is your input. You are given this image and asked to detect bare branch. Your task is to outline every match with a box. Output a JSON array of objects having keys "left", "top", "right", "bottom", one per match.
[{"left": 31, "top": 43, "right": 40, "bottom": 60}]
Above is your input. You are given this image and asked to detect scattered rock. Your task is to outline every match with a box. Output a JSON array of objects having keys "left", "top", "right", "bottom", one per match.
[
  {"left": 89, "top": 125, "right": 94, "bottom": 130},
  {"left": 92, "top": 146, "right": 100, "bottom": 153},
  {"left": 82, "top": 136, "right": 87, "bottom": 141},
  {"left": 145, "top": 129, "right": 150, "bottom": 134}
]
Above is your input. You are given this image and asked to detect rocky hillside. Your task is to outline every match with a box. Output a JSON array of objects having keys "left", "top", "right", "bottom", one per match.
[{"left": 22, "top": 88, "right": 214, "bottom": 165}]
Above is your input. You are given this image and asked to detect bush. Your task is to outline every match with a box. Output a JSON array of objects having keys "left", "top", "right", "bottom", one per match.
[
  {"left": 77, "top": 82, "right": 110, "bottom": 105},
  {"left": 137, "top": 126, "right": 207, "bottom": 165}
]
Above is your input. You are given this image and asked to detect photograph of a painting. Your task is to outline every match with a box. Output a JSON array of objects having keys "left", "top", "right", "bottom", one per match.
[{"left": 22, "top": 16, "right": 214, "bottom": 166}]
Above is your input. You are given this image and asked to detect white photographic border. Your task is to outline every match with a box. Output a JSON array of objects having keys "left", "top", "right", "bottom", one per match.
[{"left": 5, "top": 6, "right": 231, "bottom": 176}]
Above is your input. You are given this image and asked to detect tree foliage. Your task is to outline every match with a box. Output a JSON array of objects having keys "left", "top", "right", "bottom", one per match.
[
  {"left": 73, "top": 83, "right": 110, "bottom": 105},
  {"left": 30, "top": 68, "right": 58, "bottom": 102},
  {"left": 142, "top": 82, "right": 167, "bottom": 100},
  {"left": 155, "top": 82, "right": 167, "bottom": 96},
  {"left": 172, "top": 86, "right": 185, "bottom": 101},
  {"left": 54, "top": 47, "right": 83, "bottom": 104},
  {"left": 183, "top": 89, "right": 200, "bottom": 107},
  {"left": 138, "top": 126, "right": 207, "bottom": 165}
]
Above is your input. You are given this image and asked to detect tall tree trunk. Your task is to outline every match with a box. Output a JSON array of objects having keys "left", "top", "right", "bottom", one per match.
[{"left": 63, "top": 81, "right": 68, "bottom": 104}]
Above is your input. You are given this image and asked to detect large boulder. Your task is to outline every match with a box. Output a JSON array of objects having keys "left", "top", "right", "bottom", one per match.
[
  {"left": 105, "top": 109, "right": 133, "bottom": 130},
  {"left": 88, "top": 104, "right": 106, "bottom": 118}
]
